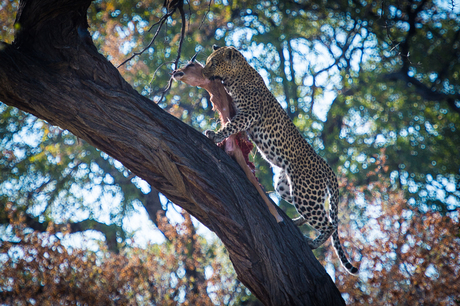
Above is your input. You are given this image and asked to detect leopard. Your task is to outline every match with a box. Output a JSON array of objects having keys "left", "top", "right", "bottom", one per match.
[{"left": 202, "top": 45, "right": 358, "bottom": 275}]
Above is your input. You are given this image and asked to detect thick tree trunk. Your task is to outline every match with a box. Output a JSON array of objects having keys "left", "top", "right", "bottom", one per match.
[{"left": 0, "top": 1, "right": 346, "bottom": 305}]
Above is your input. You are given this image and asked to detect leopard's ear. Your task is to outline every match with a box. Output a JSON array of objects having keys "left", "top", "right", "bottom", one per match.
[
  {"left": 212, "top": 44, "right": 220, "bottom": 51},
  {"left": 223, "top": 48, "right": 235, "bottom": 62}
]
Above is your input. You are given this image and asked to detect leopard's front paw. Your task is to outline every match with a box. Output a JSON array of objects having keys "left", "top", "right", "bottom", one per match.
[
  {"left": 306, "top": 237, "right": 318, "bottom": 249},
  {"left": 205, "top": 130, "right": 225, "bottom": 143},
  {"left": 204, "top": 130, "right": 216, "bottom": 140},
  {"left": 293, "top": 216, "right": 308, "bottom": 227}
]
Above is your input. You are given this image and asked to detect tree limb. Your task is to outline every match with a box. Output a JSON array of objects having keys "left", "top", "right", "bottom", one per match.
[
  {"left": 383, "top": 70, "right": 460, "bottom": 114},
  {"left": 1, "top": 208, "right": 121, "bottom": 253}
]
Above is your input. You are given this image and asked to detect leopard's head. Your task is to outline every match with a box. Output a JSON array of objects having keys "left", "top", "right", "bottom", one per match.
[{"left": 202, "top": 45, "right": 248, "bottom": 82}]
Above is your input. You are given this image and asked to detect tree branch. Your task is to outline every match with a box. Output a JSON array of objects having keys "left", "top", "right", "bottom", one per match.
[
  {"left": 383, "top": 70, "right": 460, "bottom": 114},
  {"left": 2, "top": 209, "right": 122, "bottom": 253},
  {"left": 0, "top": 1, "right": 346, "bottom": 304}
]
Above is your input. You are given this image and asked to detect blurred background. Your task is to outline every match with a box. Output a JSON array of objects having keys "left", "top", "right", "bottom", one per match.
[{"left": 1, "top": 0, "right": 459, "bottom": 304}]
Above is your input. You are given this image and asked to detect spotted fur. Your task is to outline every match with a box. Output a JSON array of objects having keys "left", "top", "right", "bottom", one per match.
[{"left": 202, "top": 46, "right": 358, "bottom": 274}]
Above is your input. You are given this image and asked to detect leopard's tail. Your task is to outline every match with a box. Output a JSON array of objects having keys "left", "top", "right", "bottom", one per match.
[
  {"left": 327, "top": 166, "right": 358, "bottom": 275},
  {"left": 332, "top": 230, "right": 358, "bottom": 274}
]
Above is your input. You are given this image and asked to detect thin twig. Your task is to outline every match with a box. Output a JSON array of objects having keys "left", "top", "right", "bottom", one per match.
[
  {"left": 173, "top": 4, "right": 187, "bottom": 70},
  {"left": 148, "top": 18, "right": 164, "bottom": 32},
  {"left": 155, "top": 77, "right": 175, "bottom": 103},
  {"left": 117, "top": 10, "right": 174, "bottom": 68},
  {"left": 155, "top": 0, "right": 188, "bottom": 103},
  {"left": 186, "top": 0, "right": 192, "bottom": 23},
  {"left": 149, "top": 61, "right": 175, "bottom": 86},
  {"left": 199, "top": 0, "right": 213, "bottom": 30},
  {"left": 120, "top": 0, "right": 188, "bottom": 103}
]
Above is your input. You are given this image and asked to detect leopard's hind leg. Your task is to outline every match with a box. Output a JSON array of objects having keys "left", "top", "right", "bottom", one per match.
[{"left": 289, "top": 173, "right": 335, "bottom": 249}]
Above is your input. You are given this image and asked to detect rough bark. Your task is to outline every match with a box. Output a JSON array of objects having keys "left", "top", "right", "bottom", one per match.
[{"left": 0, "top": 0, "right": 346, "bottom": 305}]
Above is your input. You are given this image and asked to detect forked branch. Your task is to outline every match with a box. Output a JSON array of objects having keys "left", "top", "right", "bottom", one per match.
[{"left": 117, "top": 0, "right": 187, "bottom": 70}]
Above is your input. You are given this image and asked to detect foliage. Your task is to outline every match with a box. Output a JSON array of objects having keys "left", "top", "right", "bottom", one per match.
[
  {"left": 327, "top": 169, "right": 460, "bottom": 305},
  {"left": 0, "top": 0, "right": 17, "bottom": 44},
  {"left": 0, "top": 104, "right": 147, "bottom": 251},
  {"left": 1, "top": 0, "right": 460, "bottom": 304},
  {"left": 0, "top": 209, "right": 250, "bottom": 305}
]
